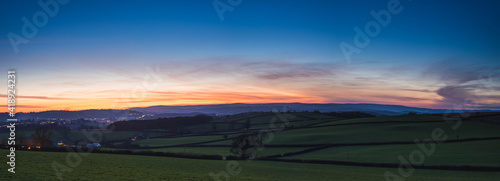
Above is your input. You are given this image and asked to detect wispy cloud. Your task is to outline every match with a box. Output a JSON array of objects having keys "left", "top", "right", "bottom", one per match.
[
  {"left": 0, "top": 94, "right": 79, "bottom": 100},
  {"left": 157, "top": 57, "right": 340, "bottom": 82},
  {"left": 372, "top": 95, "right": 431, "bottom": 102},
  {"left": 398, "top": 88, "right": 435, "bottom": 93},
  {"left": 0, "top": 105, "right": 46, "bottom": 108},
  {"left": 255, "top": 64, "right": 334, "bottom": 80},
  {"left": 423, "top": 59, "right": 500, "bottom": 109}
]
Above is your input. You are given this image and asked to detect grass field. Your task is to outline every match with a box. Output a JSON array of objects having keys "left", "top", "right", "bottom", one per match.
[
  {"left": 143, "top": 147, "right": 311, "bottom": 157},
  {"left": 2, "top": 149, "right": 500, "bottom": 181},
  {"left": 202, "top": 120, "right": 500, "bottom": 146},
  {"left": 249, "top": 118, "right": 338, "bottom": 130},
  {"left": 290, "top": 139, "right": 500, "bottom": 166},
  {"left": 3, "top": 112, "right": 500, "bottom": 180},
  {"left": 267, "top": 121, "right": 500, "bottom": 145},
  {"left": 315, "top": 114, "right": 443, "bottom": 126},
  {"left": 98, "top": 146, "right": 312, "bottom": 158},
  {"left": 131, "top": 135, "right": 226, "bottom": 147},
  {"left": 0, "top": 130, "right": 166, "bottom": 144}
]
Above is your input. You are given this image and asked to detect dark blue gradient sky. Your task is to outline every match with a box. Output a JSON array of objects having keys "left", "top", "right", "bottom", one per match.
[{"left": 1, "top": 0, "right": 499, "bottom": 112}]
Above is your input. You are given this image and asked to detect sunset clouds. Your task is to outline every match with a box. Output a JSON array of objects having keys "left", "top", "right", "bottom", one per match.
[{"left": 5, "top": 57, "right": 493, "bottom": 112}]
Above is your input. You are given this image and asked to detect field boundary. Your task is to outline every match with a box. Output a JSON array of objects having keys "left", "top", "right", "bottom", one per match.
[
  {"left": 258, "top": 157, "right": 500, "bottom": 172},
  {"left": 258, "top": 136, "right": 500, "bottom": 158}
]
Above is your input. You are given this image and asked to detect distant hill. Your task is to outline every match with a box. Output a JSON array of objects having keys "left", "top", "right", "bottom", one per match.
[
  {"left": 0, "top": 109, "right": 207, "bottom": 121},
  {"left": 1, "top": 103, "right": 495, "bottom": 122},
  {"left": 130, "top": 103, "right": 452, "bottom": 116},
  {"left": 0, "top": 109, "right": 142, "bottom": 121}
]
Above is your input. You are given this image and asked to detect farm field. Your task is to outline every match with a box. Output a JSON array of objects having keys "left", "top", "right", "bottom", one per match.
[
  {"left": 3, "top": 0, "right": 499, "bottom": 180},
  {"left": 3, "top": 112, "right": 500, "bottom": 180},
  {"left": 289, "top": 139, "right": 500, "bottom": 166},
  {"left": 267, "top": 121, "right": 500, "bottom": 145},
  {"left": 202, "top": 119, "right": 500, "bottom": 146},
  {"left": 149, "top": 146, "right": 311, "bottom": 157},
  {"left": 98, "top": 146, "right": 312, "bottom": 158},
  {"left": 2, "top": 149, "right": 500, "bottom": 181},
  {"left": 131, "top": 135, "right": 226, "bottom": 147}
]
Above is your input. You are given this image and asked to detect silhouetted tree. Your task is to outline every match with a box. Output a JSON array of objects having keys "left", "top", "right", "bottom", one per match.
[
  {"left": 325, "top": 111, "right": 376, "bottom": 119},
  {"left": 31, "top": 125, "right": 53, "bottom": 147},
  {"left": 58, "top": 125, "right": 71, "bottom": 139},
  {"left": 16, "top": 134, "right": 28, "bottom": 146},
  {"left": 109, "top": 114, "right": 213, "bottom": 132},
  {"left": 407, "top": 112, "right": 418, "bottom": 115},
  {"left": 230, "top": 133, "right": 263, "bottom": 159}
]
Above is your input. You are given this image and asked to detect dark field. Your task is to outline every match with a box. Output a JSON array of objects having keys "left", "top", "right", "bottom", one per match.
[{"left": 2, "top": 112, "right": 500, "bottom": 180}]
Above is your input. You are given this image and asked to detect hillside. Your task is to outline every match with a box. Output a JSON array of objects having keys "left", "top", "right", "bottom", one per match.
[{"left": 3, "top": 112, "right": 500, "bottom": 180}]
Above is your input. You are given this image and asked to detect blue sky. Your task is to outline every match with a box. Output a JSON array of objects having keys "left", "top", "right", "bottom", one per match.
[{"left": 0, "top": 0, "right": 499, "bottom": 112}]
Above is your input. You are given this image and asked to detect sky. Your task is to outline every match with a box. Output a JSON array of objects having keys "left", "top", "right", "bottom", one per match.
[{"left": 0, "top": 0, "right": 499, "bottom": 112}]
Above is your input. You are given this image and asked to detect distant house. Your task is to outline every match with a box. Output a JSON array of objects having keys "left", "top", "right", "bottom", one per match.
[
  {"left": 86, "top": 143, "right": 101, "bottom": 147},
  {"left": 53, "top": 141, "right": 66, "bottom": 147},
  {"left": 131, "top": 133, "right": 146, "bottom": 142}
]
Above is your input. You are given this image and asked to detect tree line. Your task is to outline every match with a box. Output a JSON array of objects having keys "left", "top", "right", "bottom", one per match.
[{"left": 108, "top": 114, "right": 213, "bottom": 132}]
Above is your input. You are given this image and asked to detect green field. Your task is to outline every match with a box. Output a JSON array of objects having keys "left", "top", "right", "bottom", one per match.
[
  {"left": 290, "top": 139, "right": 500, "bottom": 166},
  {"left": 267, "top": 121, "right": 500, "bottom": 145},
  {"left": 2, "top": 149, "right": 500, "bottom": 181},
  {"left": 315, "top": 114, "right": 444, "bottom": 126},
  {"left": 0, "top": 130, "right": 166, "bottom": 144},
  {"left": 131, "top": 135, "right": 225, "bottom": 147},
  {"left": 3, "top": 112, "right": 500, "bottom": 180},
  {"left": 135, "top": 147, "right": 311, "bottom": 157},
  {"left": 202, "top": 120, "right": 500, "bottom": 146},
  {"left": 249, "top": 118, "right": 338, "bottom": 130}
]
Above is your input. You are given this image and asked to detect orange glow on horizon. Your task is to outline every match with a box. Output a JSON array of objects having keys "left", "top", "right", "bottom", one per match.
[
  {"left": 3, "top": 80, "right": 497, "bottom": 113},
  {"left": 2, "top": 91, "right": 447, "bottom": 113}
]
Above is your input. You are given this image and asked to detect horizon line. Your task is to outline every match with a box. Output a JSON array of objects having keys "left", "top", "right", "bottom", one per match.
[{"left": 2, "top": 102, "right": 497, "bottom": 114}]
